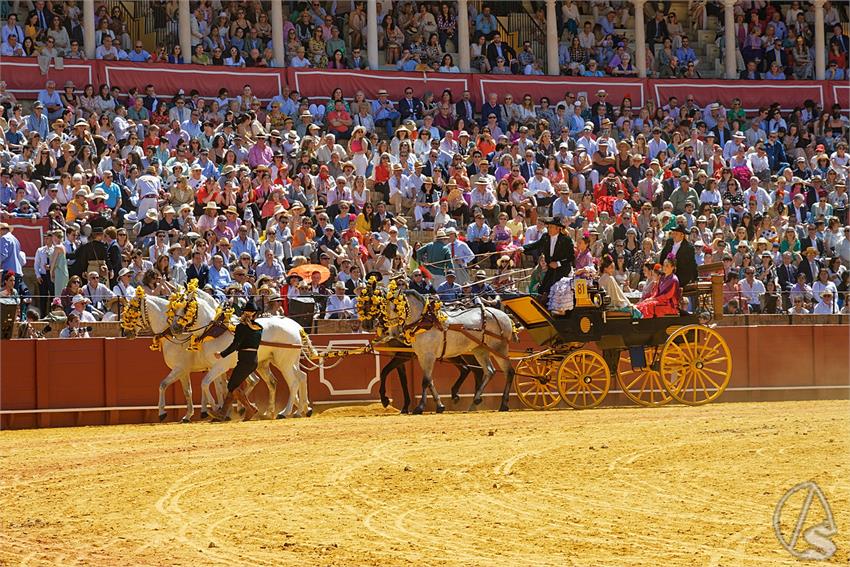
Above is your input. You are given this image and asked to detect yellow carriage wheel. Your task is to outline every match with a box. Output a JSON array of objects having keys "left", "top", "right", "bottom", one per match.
[
  {"left": 514, "top": 356, "right": 562, "bottom": 410},
  {"left": 616, "top": 349, "right": 673, "bottom": 407},
  {"left": 660, "top": 325, "right": 732, "bottom": 406},
  {"left": 557, "top": 350, "right": 610, "bottom": 409}
]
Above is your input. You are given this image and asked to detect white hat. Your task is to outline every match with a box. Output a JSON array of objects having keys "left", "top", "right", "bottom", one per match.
[{"left": 72, "top": 294, "right": 88, "bottom": 304}]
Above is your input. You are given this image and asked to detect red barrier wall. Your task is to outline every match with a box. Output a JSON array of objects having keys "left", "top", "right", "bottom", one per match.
[
  {"left": 0, "top": 217, "right": 49, "bottom": 267},
  {"left": 1, "top": 59, "right": 847, "bottom": 110},
  {"left": 1, "top": 325, "right": 848, "bottom": 429}
]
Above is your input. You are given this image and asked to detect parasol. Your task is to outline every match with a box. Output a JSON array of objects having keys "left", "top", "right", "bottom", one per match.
[{"left": 287, "top": 264, "right": 331, "bottom": 284}]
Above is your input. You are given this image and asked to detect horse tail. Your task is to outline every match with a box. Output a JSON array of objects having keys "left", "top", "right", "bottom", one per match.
[{"left": 299, "top": 328, "right": 320, "bottom": 360}]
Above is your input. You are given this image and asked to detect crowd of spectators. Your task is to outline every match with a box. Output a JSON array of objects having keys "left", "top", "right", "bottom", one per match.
[
  {"left": 2, "top": 73, "right": 850, "bottom": 335},
  {"left": 1, "top": 1, "right": 847, "bottom": 79},
  {"left": 1, "top": 9, "right": 850, "bottom": 339}
]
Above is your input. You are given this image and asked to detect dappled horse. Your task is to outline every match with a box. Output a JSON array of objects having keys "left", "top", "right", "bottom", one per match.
[{"left": 385, "top": 290, "right": 516, "bottom": 413}]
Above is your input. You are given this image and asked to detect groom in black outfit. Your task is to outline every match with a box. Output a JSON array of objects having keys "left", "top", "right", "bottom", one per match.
[{"left": 523, "top": 217, "right": 575, "bottom": 298}]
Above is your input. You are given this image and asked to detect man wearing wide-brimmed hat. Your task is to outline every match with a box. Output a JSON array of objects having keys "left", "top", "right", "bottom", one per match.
[
  {"left": 522, "top": 217, "right": 575, "bottom": 298},
  {"left": 659, "top": 224, "right": 697, "bottom": 289}
]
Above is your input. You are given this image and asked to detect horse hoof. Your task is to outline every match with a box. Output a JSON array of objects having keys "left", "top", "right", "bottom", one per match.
[
  {"left": 158, "top": 413, "right": 167, "bottom": 422},
  {"left": 400, "top": 407, "right": 409, "bottom": 414},
  {"left": 411, "top": 406, "right": 424, "bottom": 415},
  {"left": 306, "top": 407, "right": 313, "bottom": 417},
  {"left": 380, "top": 395, "right": 390, "bottom": 408},
  {"left": 436, "top": 405, "right": 445, "bottom": 414},
  {"left": 472, "top": 397, "right": 483, "bottom": 406},
  {"left": 200, "top": 411, "right": 208, "bottom": 420},
  {"left": 276, "top": 413, "right": 286, "bottom": 420},
  {"left": 499, "top": 405, "right": 510, "bottom": 412},
  {"left": 450, "top": 392, "right": 460, "bottom": 403},
  {"left": 181, "top": 417, "right": 191, "bottom": 424}
]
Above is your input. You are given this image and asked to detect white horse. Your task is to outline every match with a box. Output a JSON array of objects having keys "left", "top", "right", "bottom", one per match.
[
  {"left": 125, "top": 292, "right": 244, "bottom": 423},
  {"left": 174, "top": 290, "right": 313, "bottom": 420},
  {"left": 385, "top": 290, "right": 517, "bottom": 413}
]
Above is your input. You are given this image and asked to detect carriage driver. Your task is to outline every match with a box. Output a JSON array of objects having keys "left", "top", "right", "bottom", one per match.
[
  {"left": 209, "top": 298, "right": 263, "bottom": 421},
  {"left": 522, "top": 216, "right": 575, "bottom": 300}
]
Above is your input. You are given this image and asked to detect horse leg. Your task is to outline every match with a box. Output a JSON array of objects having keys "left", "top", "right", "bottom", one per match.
[
  {"left": 428, "top": 376, "right": 445, "bottom": 414},
  {"left": 202, "top": 360, "right": 233, "bottom": 419},
  {"left": 179, "top": 375, "right": 194, "bottom": 423},
  {"left": 397, "top": 364, "right": 411, "bottom": 414},
  {"left": 275, "top": 363, "right": 297, "bottom": 419},
  {"left": 450, "top": 363, "right": 469, "bottom": 403},
  {"left": 412, "top": 353, "right": 436, "bottom": 415},
  {"left": 379, "top": 354, "right": 405, "bottom": 408},
  {"left": 471, "top": 348, "right": 494, "bottom": 407},
  {"left": 255, "top": 364, "right": 277, "bottom": 419},
  {"left": 296, "top": 366, "right": 312, "bottom": 417},
  {"left": 201, "top": 372, "right": 225, "bottom": 419},
  {"left": 158, "top": 368, "right": 183, "bottom": 422},
  {"left": 495, "top": 352, "right": 515, "bottom": 412}
]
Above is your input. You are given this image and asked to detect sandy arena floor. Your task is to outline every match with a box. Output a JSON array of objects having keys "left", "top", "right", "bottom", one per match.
[{"left": 0, "top": 400, "right": 848, "bottom": 567}]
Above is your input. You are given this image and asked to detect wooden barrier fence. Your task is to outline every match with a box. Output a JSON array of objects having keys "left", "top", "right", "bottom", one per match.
[{"left": 1, "top": 325, "right": 848, "bottom": 430}]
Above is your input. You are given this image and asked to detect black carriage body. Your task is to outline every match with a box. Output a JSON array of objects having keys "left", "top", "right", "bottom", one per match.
[{"left": 502, "top": 295, "right": 700, "bottom": 350}]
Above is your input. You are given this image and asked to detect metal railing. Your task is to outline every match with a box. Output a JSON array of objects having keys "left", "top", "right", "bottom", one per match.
[
  {"left": 498, "top": 8, "right": 546, "bottom": 70},
  {"left": 102, "top": 0, "right": 144, "bottom": 48}
]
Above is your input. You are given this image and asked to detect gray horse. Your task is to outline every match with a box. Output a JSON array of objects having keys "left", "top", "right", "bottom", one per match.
[{"left": 385, "top": 290, "right": 517, "bottom": 413}]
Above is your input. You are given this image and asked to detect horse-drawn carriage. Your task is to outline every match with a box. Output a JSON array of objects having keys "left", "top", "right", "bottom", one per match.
[{"left": 503, "top": 269, "right": 732, "bottom": 410}]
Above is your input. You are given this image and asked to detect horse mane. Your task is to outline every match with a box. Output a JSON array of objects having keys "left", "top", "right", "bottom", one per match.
[{"left": 402, "top": 289, "right": 426, "bottom": 305}]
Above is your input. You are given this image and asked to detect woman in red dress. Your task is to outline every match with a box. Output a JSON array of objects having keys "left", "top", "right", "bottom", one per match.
[{"left": 636, "top": 256, "right": 680, "bottom": 318}]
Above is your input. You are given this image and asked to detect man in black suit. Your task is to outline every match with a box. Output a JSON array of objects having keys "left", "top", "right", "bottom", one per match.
[
  {"left": 455, "top": 91, "right": 476, "bottom": 124},
  {"left": 659, "top": 225, "right": 697, "bottom": 289},
  {"left": 519, "top": 150, "right": 538, "bottom": 182},
  {"left": 798, "top": 247, "right": 822, "bottom": 285},
  {"left": 800, "top": 224, "right": 825, "bottom": 256},
  {"left": 762, "top": 38, "right": 789, "bottom": 73},
  {"left": 522, "top": 217, "right": 575, "bottom": 297},
  {"left": 711, "top": 116, "right": 732, "bottom": 147},
  {"left": 422, "top": 149, "right": 447, "bottom": 181},
  {"left": 348, "top": 47, "right": 369, "bottom": 70},
  {"left": 645, "top": 11, "right": 669, "bottom": 45},
  {"left": 777, "top": 251, "right": 797, "bottom": 309},
  {"left": 486, "top": 34, "right": 517, "bottom": 71},
  {"left": 186, "top": 250, "right": 210, "bottom": 288},
  {"left": 29, "top": 0, "right": 54, "bottom": 31},
  {"left": 104, "top": 227, "right": 124, "bottom": 288},
  {"left": 398, "top": 87, "right": 424, "bottom": 122},
  {"left": 370, "top": 201, "right": 395, "bottom": 232}
]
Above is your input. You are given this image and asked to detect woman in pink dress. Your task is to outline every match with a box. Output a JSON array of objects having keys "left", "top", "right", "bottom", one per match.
[
  {"left": 636, "top": 256, "right": 680, "bottom": 318},
  {"left": 574, "top": 234, "right": 596, "bottom": 278}
]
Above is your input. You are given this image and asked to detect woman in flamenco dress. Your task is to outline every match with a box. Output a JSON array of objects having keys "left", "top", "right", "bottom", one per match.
[{"left": 636, "top": 255, "right": 680, "bottom": 318}]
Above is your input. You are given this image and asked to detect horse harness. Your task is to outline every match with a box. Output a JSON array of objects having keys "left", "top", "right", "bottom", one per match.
[{"left": 403, "top": 302, "right": 509, "bottom": 362}]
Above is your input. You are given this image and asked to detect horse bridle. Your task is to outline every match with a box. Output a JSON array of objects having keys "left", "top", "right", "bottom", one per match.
[{"left": 136, "top": 295, "right": 209, "bottom": 346}]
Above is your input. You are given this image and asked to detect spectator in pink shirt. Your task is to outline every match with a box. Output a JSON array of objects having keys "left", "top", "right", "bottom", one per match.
[{"left": 247, "top": 133, "right": 273, "bottom": 168}]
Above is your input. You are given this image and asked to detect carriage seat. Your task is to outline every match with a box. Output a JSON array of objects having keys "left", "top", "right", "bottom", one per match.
[
  {"left": 681, "top": 261, "right": 724, "bottom": 297},
  {"left": 604, "top": 310, "right": 632, "bottom": 319}
]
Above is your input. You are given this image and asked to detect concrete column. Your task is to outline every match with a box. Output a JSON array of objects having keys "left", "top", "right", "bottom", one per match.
[
  {"left": 813, "top": 0, "right": 826, "bottom": 80},
  {"left": 83, "top": 0, "right": 95, "bottom": 59},
  {"left": 457, "top": 0, "right": 471, "bottom": 72},
  {"left": 724, "top": 0, "right": 737, "bottom": 79},
  {"left": 634, "top": 0, "right": 647, "bottom": 77},
  {"left": 178, "top": 0, "right": 191, "bottom": 64},
  {"left": 367, "top": 0, "right": 379, "bottom": 69},
  {"left": 545, "top": 0, "right": 559, "bottom": 75},
  {"left": 271, "top": 0, "right": 285, "bottom": 67}
]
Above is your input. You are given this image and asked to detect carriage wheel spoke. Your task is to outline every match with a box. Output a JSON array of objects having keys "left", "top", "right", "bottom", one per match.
[{"left": 697, "top": 370, "right": 721, "bottom": 391}]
